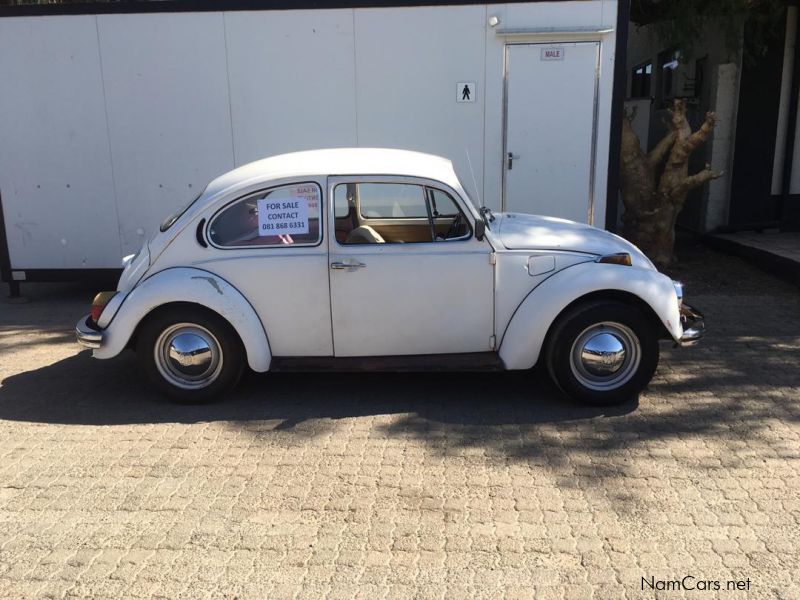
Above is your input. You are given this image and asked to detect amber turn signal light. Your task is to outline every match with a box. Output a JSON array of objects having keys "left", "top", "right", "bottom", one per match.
[
  {"left": 597, "top": 253, "right": 632, "bottom": 266},
  {"left": 90, "top": 291, "right": 117, "bottom": 323}
]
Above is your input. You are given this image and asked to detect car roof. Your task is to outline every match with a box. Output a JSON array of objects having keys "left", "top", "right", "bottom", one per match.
[{"left": 203, "top": 148, "right": 462, "bottom": 198}]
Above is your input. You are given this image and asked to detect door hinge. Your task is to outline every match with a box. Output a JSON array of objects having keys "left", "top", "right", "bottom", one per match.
[
  {"left": 489, "top": 252, "right": 496, "bottom": 266},
  {"left": 489, "top": 335, "right": 497, "bottom": 351}
]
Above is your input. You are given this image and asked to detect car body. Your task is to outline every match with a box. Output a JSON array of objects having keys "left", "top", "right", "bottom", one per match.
[{"left": 76, "top": 148, "right": 704, "bottom": 404}]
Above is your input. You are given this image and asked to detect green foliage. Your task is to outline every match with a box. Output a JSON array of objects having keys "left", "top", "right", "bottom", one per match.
[{"left": 632, "top": 0, "right": 787, "bottom": 65}]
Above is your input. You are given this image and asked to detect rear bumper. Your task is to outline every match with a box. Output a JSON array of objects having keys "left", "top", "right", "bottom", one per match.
[
  {"left": 75, "top": 314, "right": 103, "bottom": 349},
  {"left": 679, "top": 304, "right": 705, "bottom": 347}
]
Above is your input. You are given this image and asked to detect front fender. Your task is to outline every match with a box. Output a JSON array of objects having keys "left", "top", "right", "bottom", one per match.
[
  {"left": 93, "top": 267, "right": 272, "bottom": 372},
  {"left": 498, "top": 263, "right": 681, "bottom": 370}
]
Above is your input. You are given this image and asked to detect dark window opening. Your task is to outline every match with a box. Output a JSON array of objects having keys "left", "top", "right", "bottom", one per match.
[
  {"left": 657, "top": 48, "right": 681, "bottom": 107},
  {"left": 631, "top": 61, "right": 652, "bottom": 98}
]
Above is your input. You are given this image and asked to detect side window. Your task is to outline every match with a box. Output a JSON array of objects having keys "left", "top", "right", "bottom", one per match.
[
  {"left": 334, "top": 182, "right": 471, "bottom": 245},
  {"left": 208, "top": 182, "right": 321, "bottom": 248},
  {"left": 359, "top": 183, "right": 428, "bottom": 219},
  {"left": 334, "top": 184, "right": 353, "bottom": 219},
  {"left": 429, "top": 188, "right": 459, "bottom": 218}
]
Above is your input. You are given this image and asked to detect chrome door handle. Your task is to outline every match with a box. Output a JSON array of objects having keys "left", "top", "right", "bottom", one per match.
[
  {"left": 507, "top": 152, "right": 520, "bottom": 170},
  {"left": 330, "top": 261, "right": 367, "bottom": 270}
]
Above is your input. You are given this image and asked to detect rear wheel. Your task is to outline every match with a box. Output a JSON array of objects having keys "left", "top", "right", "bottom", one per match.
[
  {"left": 545, "top": 300, "right": 659, "bottom": 405},
  {"left": 136, "top": 306, "right": 244, "bottom": 403}
]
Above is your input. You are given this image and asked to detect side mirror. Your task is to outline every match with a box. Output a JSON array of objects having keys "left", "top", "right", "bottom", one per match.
[{"left": 474, "top": 218, "right": 486, "bottom": 241}]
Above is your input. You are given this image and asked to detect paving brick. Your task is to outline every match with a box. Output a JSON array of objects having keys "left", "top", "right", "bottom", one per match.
[{"left": 1, "top": 246, "right": 799, "bottom": 598}]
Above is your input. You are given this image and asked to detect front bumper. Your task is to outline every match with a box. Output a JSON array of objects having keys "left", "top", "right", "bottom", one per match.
[
  {"left": 679, "top": 304, "right": 705, "bottom": 346},
  {"left": 75, "top": 314, "right": 103, "bottom": 349}
]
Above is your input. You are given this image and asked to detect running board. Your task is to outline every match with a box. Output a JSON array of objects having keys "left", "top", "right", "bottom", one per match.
[{"left": 270, "top": 352, "right": 505, "bottom": 373}]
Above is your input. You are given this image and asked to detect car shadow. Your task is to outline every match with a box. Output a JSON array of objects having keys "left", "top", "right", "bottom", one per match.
[
  {"left": 3, "top": 243, "right": 798, "bottom": 478},
  {"left": 2, "top": 334, "right": 798, "bottom": 476},
  {"left": 0, "top": 350, "right": 636, "bottom": 428}
]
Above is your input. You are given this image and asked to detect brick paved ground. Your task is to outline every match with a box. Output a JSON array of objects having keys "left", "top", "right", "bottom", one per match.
[{"left": 0, "top": 242, "right": 798, "bottom": 599}]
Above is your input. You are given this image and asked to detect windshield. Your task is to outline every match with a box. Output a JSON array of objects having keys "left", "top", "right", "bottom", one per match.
[{"left": 159, "top": 192, "right": 202, "bottom": 232}]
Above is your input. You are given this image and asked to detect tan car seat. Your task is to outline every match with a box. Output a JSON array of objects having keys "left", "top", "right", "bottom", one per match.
[{"left": 345, "top": 225, "right": 386, "bottom": 245}]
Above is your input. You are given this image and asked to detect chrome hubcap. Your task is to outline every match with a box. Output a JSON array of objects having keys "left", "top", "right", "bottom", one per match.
[
  {"left": 154, "top": 324, "right": 223, "bottom": 389},
  {"left": 580, "top": 333, "right": 627, "bottom": 376},
  {"left": 570, "top": 322, "right": 641, "bottom": 391}
]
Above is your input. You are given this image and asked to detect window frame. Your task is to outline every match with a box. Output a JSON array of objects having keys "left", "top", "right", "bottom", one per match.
[
  {"left": 356, "top": 182, "right": 430, "bottom": 221},
  {"left": 206, "top": 180, "right": 324, "bottom": 250},
  {"left": 330, "top": 176, "right": 475, "bottom": 247}
]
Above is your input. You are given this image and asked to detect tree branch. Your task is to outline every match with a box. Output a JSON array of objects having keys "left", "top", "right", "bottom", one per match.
[
  {"left": 647, "top": 130, "right": 677, "bottom": 167},
  {"left": 682, "top": 164, "right": 724, "bottom": 192},
  {"left": 685, "top": 111, "right": 718, "bottom": 154},
  {"left": 672, "top": 111, "right": 717, "bottom": 164},
  {"left": 668, "top": 98, "right": 690, "bottom": 133}
]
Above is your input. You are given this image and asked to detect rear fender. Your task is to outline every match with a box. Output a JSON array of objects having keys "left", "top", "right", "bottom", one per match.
[
  {"left": 498, "top": 262, "right": 681, "bottom": 370},
  {"left": 93, "top": 267, "right": 271, "bottom": 372}
]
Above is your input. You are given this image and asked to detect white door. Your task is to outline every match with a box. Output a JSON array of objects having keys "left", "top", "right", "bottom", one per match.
[
  {"left": 327, "top": 178, "right": 494, "bottom": 357},
  {"left": 504, "top": 42, "right": 600, "bottom": 223},
  {"left": 201, "top": 181, "right": 333, "bottom": 357}
]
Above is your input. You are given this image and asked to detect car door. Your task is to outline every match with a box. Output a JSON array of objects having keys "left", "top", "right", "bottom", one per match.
[
  {"left": 327, "top": 176, "right": 494, "bottom": 357},
  {"left": 200, "top": 179, "right": 333, "bottom": 357}
]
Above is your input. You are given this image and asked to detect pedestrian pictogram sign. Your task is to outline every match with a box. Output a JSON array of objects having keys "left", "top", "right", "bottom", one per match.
[{"left": 457, "top": 82, "right": 476, "bottom": 103}]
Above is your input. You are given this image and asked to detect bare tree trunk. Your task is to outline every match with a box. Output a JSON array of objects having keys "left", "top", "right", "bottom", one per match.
[{"left": 619, "top": 99, "right": 722, "bottom": 267}]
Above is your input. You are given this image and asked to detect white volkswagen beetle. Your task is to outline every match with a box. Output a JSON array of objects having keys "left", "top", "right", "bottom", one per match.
[{"left": 76, "top": 149, "right": 703, "bottom": 405}]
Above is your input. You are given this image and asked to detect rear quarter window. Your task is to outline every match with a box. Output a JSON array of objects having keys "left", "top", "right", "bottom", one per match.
[{"left": 208, "top": 182, "right": 322, "bottom": 248}]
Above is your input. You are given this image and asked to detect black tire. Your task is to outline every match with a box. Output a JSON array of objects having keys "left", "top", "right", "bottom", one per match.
[
  {"left": 136, "top": 306, "right": 244, "bottom": 404},
  {"left": 544, "top": 300, "right": 659, "bottom": 406}
]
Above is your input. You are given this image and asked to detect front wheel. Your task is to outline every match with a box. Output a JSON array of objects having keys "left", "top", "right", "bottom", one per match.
[
  {"left": 136, "top": 306, "right": 244, "bottom": 403},
  {"left": 545, "top": 301, "right": 659, "bottom": 405}
]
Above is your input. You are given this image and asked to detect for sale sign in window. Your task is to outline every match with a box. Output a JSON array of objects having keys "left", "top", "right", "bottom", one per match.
[{"left": 257, "top": 185, "right": 317, "bottom": 236}]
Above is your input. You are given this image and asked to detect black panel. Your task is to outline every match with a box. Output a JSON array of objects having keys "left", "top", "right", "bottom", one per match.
[
  {"left": 784, "top": 193, "right": 800, "bottom": 230},
  {"left": 604, "top": 0, "right": 631, "bottom": 232},
  {"left": 196, "top": 219, "right": 208, "bottom": 248},
  {"left": 6, "top": 268, "right": 123, "bottom": 282},
  {"left": 780, "top": 9, "right": 800, "bottom": 231},
  {"left": 729, "top": 11, "right": 787, "bottom": 226},
  {"left": 0, "top": 192, "right": 11, "bottom": 285},
  {"left": 270, "top": 352, "right": 504, "bottom": 371},
  {"left": 1, "top": 0, "right": 574, "bottom": 18}
]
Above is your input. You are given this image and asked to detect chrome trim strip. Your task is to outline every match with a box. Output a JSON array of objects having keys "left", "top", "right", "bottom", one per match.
[
  {"left": 75, "top": 315, "right": 103, "bottom": 350},
  {"left": 679, "top": 304, "right": 705, "bottom": 347},
  {"left": 673, "top": 281, "right": 684, "bottom": 306}
]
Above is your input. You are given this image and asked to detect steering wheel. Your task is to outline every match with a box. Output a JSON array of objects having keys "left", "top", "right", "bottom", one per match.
[{"left": 444, "top": 213, "right": 463, "bottom": 240}]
